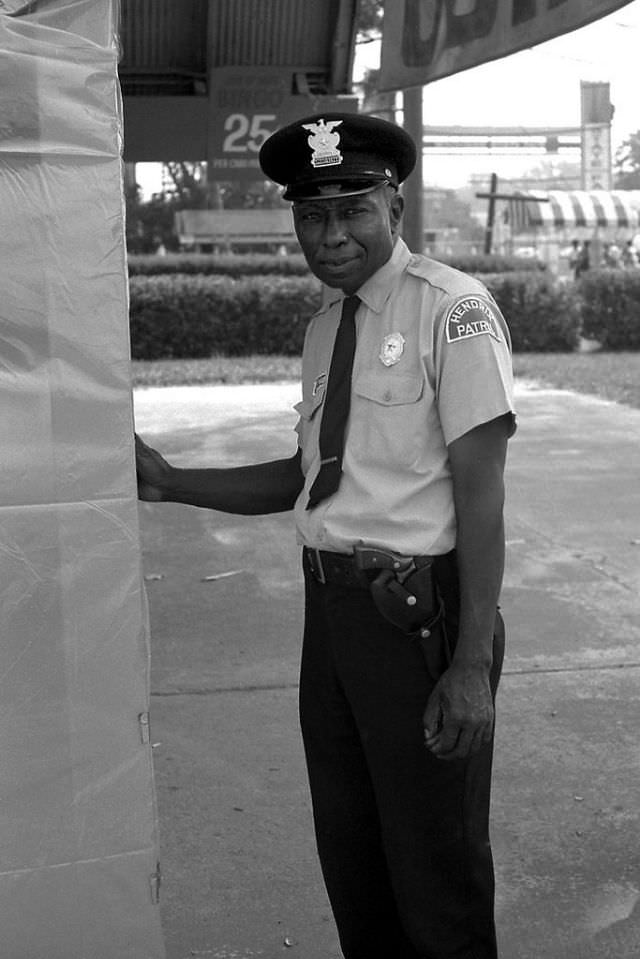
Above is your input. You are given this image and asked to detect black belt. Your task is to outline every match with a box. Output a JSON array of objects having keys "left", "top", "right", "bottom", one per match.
[{"left": 303, "top": 546, "right": 434, "bottom": 589}]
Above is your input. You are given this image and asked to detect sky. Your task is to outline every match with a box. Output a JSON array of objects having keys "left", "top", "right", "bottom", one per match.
[{"left": 136, "top": 0, "right": 640, "bottom": 196}]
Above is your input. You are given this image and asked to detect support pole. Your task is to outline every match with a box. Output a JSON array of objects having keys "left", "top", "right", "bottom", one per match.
[
  {"left": 484, "top": 172, "right": 498, "bottom": 255},
  {"left": 401, "top": 86, "right": 424, "bottom": 254},
  {"left": 206, "top": 0, "right": 224, "bottom": 211}
]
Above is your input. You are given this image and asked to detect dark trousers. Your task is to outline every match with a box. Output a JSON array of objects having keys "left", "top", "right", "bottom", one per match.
[{"left": 299, "top": 552, "right": 504, "bottom": 959}]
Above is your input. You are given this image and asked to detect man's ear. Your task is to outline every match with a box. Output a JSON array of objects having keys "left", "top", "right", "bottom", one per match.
[{"left": 389, "top": 192, "right": 404, "bottom": 233}]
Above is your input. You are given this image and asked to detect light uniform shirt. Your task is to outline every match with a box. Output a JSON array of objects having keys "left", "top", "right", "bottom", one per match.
[{"left": 293, "top": 237, "right": 516, "bottom": 556}]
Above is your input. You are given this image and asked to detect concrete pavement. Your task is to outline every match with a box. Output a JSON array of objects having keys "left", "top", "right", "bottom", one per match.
[{"left": 134, "top": 380, "right": 640, "bottom": 959}]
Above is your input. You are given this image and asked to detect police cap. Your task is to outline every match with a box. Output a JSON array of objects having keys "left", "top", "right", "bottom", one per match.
[{"left": 259, "top": 112, "right": 417, "bottom": 201}]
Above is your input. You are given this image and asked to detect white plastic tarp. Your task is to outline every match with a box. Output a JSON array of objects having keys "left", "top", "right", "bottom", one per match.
[{"left": 0, "top": 2, "right": 165, "bottom": 956}]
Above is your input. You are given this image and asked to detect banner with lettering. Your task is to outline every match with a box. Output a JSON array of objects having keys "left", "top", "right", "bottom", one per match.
[{"left": 380, "top": 0, "right": 634, "bottom": 90}]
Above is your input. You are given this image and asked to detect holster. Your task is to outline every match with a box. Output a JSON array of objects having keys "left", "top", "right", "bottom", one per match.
[
  {"left": 367, "top": 549, "right": 505, "bottom": 689},
  {"left": 369, "top": 560, "right": 453, "bottom": 681},
  {"left": 369, "top": 565, "right": 438, "bottom": 635}
]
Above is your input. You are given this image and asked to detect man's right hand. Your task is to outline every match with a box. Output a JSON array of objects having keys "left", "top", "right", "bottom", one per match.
[
  {"left": 135, "top": 433, "right": 172, "bottom": 501},
  {"left": 134, "top": 440, "right": 303, "bottom": 515}
]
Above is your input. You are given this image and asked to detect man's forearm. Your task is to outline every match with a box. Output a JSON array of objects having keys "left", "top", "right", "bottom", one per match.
[
  {"left": 447, "top": 414, "right": 510, "bottom": 671},
  {"left": 452, "top": 497, "right": 505, "bottom": 670},
  {"left": 163, "top": 452, "right": 304, "bottom": 515}
]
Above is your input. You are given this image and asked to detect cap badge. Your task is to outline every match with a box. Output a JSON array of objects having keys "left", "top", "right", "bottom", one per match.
[
  {"left": 302, "top": 119, "right": 343, "bottom": 169},
  {"left": 379, "top": 333, "right": 405, "bottom": 367}
]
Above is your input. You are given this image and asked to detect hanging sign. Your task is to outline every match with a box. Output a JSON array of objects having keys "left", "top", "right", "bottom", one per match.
[{"left": 380, "top": 0, "right": 635, "bottom": 90}]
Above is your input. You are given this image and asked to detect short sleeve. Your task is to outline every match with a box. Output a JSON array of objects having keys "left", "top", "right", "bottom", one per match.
[{"left": 434, "top": 292, "right": 517, "bottom": 445}]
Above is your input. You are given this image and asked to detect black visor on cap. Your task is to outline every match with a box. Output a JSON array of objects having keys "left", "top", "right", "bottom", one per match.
[{"left": 285, "top": 169, "right": 397, "bottom": 202}]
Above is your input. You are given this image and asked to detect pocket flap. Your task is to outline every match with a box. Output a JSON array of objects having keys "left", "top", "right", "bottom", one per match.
[{"left": 354, "top": 373, "right": 423, "bottom": 406}]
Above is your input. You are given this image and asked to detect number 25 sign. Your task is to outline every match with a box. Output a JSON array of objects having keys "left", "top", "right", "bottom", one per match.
[{"left": 208, "top": 67, "right": 356, "bottom": 181}]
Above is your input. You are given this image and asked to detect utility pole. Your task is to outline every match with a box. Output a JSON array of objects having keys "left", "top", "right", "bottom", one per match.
[
  {"left": 401, "top": 85, "right": 424, "bottom": 254},
  {"left": 483, "top": 173, "right": 498, "bottom": 255}
]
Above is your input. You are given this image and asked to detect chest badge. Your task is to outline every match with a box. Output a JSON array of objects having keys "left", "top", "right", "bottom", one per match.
[{"left": 379, "top": 332, "right": 405, "bottom": 367}]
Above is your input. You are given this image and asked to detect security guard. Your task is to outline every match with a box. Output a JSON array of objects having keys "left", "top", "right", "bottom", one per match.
[{"left": 136, "top": 112, "right": 516, "bottom": 959}]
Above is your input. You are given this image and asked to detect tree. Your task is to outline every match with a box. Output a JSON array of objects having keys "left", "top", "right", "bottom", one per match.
[
  {"left": 353, "top": 2, "right": 396, "bottom": 121},
  {"left": 126, "top": 192, "right": 180, "bottom": 253},
  {"left": 517, "top": 157, "right": 581, "bottom": 190},
  {"left": 356, "top": 0, "right": 383, "bottom": 37},
  {"left": 163, "top": 162, "right": 208, "bottom": 207},
  {"left": 212, "top": 179, "right": 289, "bottom": 210},
  {"left": 423, "top": 189, "right": 484, "bottom": 245},
  {"left": 161, "top": 161, "right": 287, "bottom": 210},
  {"left": 614, "top": 131, "right": 640, "bottom": 189},
  {"left": 124, "top": 163, "right": 290, "bottom": 252}
]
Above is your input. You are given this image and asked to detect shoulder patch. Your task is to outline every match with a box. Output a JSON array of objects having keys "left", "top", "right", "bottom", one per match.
[{"left": 445, "top": 296, "right": 502, "bottom": 344}]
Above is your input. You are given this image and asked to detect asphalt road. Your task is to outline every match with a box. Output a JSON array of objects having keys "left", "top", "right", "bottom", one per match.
[{"left": 134, "top": 381, "right": 640, "bottom": 959}]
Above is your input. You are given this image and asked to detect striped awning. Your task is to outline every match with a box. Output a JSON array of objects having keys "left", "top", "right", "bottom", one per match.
[{"left": 509, "top": 190, "right": 640, "bottom": 231}]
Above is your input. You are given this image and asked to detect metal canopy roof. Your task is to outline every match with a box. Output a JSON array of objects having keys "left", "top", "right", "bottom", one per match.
[{"left": 118, "top": 0, "right": 358, "bottom": 96}]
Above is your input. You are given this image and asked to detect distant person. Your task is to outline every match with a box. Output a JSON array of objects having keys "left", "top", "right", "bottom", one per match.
[
  {"left": 568, "top": 238, "right": 581, "bottom": 278},
  {"left": 604, "top": 242, "right": 622, "bottom": 268},
  {"left": 136, "top": 112, "right": 516, "bottom": 959},
  {"left": 575, "top": 239, "right": 591, "bottom": 278},
  {"left": 622, "top": 240, "right": 638, "bottom": 268}
]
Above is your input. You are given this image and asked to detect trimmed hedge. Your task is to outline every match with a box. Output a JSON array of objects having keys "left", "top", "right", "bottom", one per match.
[
  {"left": 129, "top": 269, "right": 585, "bottom": 359},
  {"left": 129, "top": 274, "right": 321, "bottom": 359},
  {"left": 482, "top": 272, "right": 581, "bottom": 352},
  {"left": 127, "top": 251, "right": 544, "bottom": 278},
  {"left": 577, "top": 269, "right": 640, "bottom": 350},
  {"left": 440, "top": 253, "right": 546, "bottom": 274},
  {"left": 128, "top": 252, "right": 310, "bottom": 277}
]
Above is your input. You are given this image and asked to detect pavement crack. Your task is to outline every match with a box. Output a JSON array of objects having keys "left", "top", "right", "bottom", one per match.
[
  {"left": 504, "top": 662, "right": 640, "bottom": 676},
  {"left": 151, "top": 681, "right": 299, "bottom": 697},
  {"left": 151, "top": 662, "right": 640, "bottom": 695}
]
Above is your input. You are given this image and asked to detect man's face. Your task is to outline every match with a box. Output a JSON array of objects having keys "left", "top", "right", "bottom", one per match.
[{"left": 292, "top": 187, "right": 404, "bottom": 294}]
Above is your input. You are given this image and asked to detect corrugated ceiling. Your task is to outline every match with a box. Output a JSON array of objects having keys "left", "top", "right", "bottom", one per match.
[
  {"left": 119, "top": 0, "right": 356, "bottom": 94},
  {"left": 208, "top": 0, "right": 340, "bottom": 68},
  {"left": 120, "top": 0, "right": 208, "bottom": 73}
]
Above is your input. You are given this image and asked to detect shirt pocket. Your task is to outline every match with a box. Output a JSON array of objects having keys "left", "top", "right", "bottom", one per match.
[
  {"left": 354, "top": 372, "right": 424, "bottom": 407},
  {"left": 351, "top": 372, "right": 426, "bottom": 468}
]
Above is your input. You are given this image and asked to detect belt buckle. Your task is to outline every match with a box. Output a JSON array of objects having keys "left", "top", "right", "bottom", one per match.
[{"left": 307, "top": 547, "right": 326, "bottom": 585}]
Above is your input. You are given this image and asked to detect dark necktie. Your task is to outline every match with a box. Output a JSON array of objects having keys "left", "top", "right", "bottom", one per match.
[{"left": 306, "top": 295, "right": 360, "bottom": 510}]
